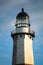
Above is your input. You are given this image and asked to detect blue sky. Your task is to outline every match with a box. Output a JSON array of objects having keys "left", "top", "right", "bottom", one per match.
[{"left": 0, "top": 0, "right": 43, "bottom": 65}]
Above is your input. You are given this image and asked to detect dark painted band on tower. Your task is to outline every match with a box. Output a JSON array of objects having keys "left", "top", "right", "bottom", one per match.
[{"left": 11, "top": 32, "right": 35, "bottom": 38}]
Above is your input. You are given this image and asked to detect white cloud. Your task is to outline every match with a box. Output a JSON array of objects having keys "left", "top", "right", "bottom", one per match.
[
  {"left": 0, "top": 33, "right": 3, "bottom": 38},
  {"left": 0, "top": 19, "right": 16, "bottom": 31},
  {"left": 0, "top": 10, "right": 43, "bottom": 37},
  {"left": 35, "top": 54, "right": 43, "bottom": 58},
  {"left": 0, "top": 54, "right": 9, "bottom": 58},
  {"left": 0, "top": 0, "right": 26, "bottom": 13},
  {"left": 30, "top": 11, "right": 43, "bottom": 36},
  {"left": 15, "top": 0, "right": 26, "bottom": 4},
  {"left": 0, "top": 0, "right": 43, "bottom": 38},
  {"left": 0, "top": 19, "right": 16, "bottom": 39},
  {"left": 34, "top": 47, "right": 40, "bottom": 50},
  {"left": 0, "top": 47, "right": 3, "bottom": 50}
]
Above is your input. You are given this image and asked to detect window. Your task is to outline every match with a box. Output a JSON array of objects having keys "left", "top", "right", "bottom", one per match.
[
  {"left": 20, "top": 34, "right": 22, "bottom": 37},
  {"left": 20, "top": 34, "right": 25, "bottom": 38}
]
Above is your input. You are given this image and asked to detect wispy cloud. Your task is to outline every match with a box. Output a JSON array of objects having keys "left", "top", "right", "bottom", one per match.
[
  {"left": 0, "top": 54, "right": 9, "bottom": 58},
  {"left": 30, "top": 11, "right": 43, "bottom": 36},
  {"left": 0, "top": 33, "right": 2, "bottom": 38},
  {"left": 0, "top": 19, "right": 16, "bottom": 39},
  {"left": 0, "top": 0, "right": 26, "bottom": 15},
  {"left": 0, "top": 0, "right": 43, "bottom": 65},
  {"left": 35, "top": 54, "right": 43, "bottom": 59},
  {"left": 0, "top": 47, "right": 3, "bottom": 50},
  {"left": 0, "top": 19, "right": 15, "bottom": 31},
  {"left": 0, "top": 11, "right": 43, "bottom": 37}
]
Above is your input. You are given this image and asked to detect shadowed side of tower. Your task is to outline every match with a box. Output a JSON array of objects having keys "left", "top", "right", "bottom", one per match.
[{"left": 11, "top": 8, "right": 35, "bottom": 65}]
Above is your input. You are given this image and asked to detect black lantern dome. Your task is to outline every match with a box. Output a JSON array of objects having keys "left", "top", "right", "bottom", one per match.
[
  {"left": 15, "top": 8, "right": 30, "bottom": 27},
  {"left": 16, "top": 8, "right": 29, "bottom": 19}
]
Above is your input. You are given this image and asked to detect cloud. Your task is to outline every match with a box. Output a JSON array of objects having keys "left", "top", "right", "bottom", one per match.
[
  {"left": 0, "top": 10, "right": 43, "bottom": 37},
  {"left": 0, "top": 54, "right": 9, "bottom": 58},
  {"left": 0, "top": 0, "right": 43, "bottom": 39},
  {"left": 0, "top": 47, "right": 3, "bottom": 50},
  {"left": 0, "top": 19, "right": 16, "bottom": 31},
  {"left": 34, "top": 47, "right": 40, "bottom": 50},
  {"left": 0, "top": 33, "right": 2, "bottom": 38},
  {"left": 0, "top": 0, "right": 26, "bottom": 5},
  {"left": 14, "top": 0, "right": 26, "bottom": 4},
  {"left": 0, "top": 0, "right": 26, "bottom": 14},
  {"left": 35, "top": 54, "right": 43, "bottom": 58},
  {"left": 30, "top": 11, "right": 43, "bottom": 36},
  {"left": 0, "top": 19, "right": 16, "bottom": 39}
]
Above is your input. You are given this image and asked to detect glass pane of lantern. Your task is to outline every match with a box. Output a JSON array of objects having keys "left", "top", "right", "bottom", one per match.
[
  {"left": 21, "top": 19, "right": 25, "bottom": 24},
  {"left": 28, "top": 19, "right": 30, "bottom": 24},
  {"left": 26, "top": 19, "right": 28, "bottom": 24}
]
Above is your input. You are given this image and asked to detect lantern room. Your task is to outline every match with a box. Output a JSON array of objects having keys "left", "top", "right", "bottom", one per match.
[{"left": 15, "top": 8, "right": 30, "bottom": 27}]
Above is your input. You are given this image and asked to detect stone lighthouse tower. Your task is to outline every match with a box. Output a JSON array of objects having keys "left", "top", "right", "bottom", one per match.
[{"left": 11, "top": 8, "right": 35, "bottom": 65}]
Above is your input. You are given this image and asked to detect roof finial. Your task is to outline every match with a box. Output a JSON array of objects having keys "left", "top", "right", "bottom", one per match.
[{"left": 21, "top": 8, "right": 24, "bottom": 12}]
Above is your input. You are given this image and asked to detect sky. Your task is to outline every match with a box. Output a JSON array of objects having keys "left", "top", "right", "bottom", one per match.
[{"left": 0, "top": 0, "right": 43, "bottom": 65}]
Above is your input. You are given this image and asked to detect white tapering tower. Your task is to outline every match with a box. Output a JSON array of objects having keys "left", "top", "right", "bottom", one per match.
[{"left": 11, "top": 8, "right": 35, "bottom": 65}]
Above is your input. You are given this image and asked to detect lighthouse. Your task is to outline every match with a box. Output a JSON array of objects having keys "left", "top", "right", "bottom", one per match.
[{"left": 11, "top": 8, "right": 35, "bottom": 65}]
